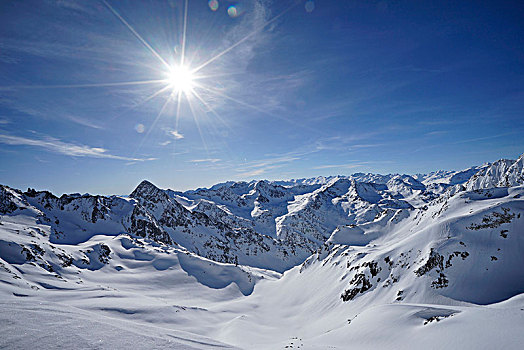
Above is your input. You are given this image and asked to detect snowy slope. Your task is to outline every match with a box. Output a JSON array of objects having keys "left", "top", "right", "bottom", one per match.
[
  {"left": 1, "top": 181, "right": 315, "bottom": 273},
  {"left": 1, "top": 152, "right": 524, "bottom": 349},
  {"left": 414, "top": 165, "right": 484, "bottom": 186}
]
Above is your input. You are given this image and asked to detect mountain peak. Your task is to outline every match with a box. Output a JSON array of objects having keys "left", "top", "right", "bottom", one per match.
[
  {"left": 465, "top": 157, "right": 523, "bottom": 190},
  {"left": 130, "top": 180, "right": 165, "bottom": 200}
]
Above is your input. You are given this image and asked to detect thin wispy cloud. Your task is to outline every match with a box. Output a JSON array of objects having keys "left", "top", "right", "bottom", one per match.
[
  {"left": 425, "top": 130, "right": 448, "bottom": 136},
  {"left": 168, "top": 130, "right": 184, "bottom": 140},
  {"left": 235, "top": 154, "right": 300, "bottom": 178},
  {"left": 46, "top": 0, "right": 94, "bottom": 14},
  {"left": 243, "top": 155, "right": 300, "bottom": 169},
  {"left": 314, "top": 135, "right": 383, "bottom": 152},
  {"left": 348, "top": 143, "right": 384, "bottom": 150},
  {"left": 34, "top": 156, "right": 51, "bottom": 163},
  {"left": 0, "top": 97, "right": 105, "bottom": 130},
  {"left": 235, "top": 140, "right": 385, "bottom": 178},
  {"left": 190, "top": 158, "right": 221, "bottom": 163},
  {"left": 0, "top": 38, "right": 116, "bottom": 64},
  {"left": 236, "top": 166, "right": 277, "bottom": 178},
  {"left": 451, "top": 132, "right": 516, "bottom": 145},
  {"left": 411, "top": 132, "right": 518, "bottom": 154},
  {"left": 313, "top": 163, "right": 364, "bottom": 170},
  {"left": 219, "top": 0, "right": 272, "bottom": 70},
  {"left": 237, "top": 70, "right": 311, "bottom": 114},
  {"left": 198, "top": 0, "right": 307, "bottom": 117},
  {"left": 0, "top": 133, "right": 154, "bottom": 161},
  {"left": 64, "top": 114, "right": 104, "bottom": 130}
]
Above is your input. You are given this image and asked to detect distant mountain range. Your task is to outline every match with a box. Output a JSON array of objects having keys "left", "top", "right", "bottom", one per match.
[{"left": 1, "top": 153, "right": 523, "bottom": 349}]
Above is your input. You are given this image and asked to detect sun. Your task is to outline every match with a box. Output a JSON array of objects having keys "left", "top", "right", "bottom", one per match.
[
  {"left": 166, "top": 65, "right": 195, "bottom": 93},
  {"left": 95, "top": 0, "right": 297, "bottom": 151}
]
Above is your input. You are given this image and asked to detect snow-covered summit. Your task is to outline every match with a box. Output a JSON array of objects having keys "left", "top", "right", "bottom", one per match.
[
  {"left": 130, "top": 179, "right": 168, "bottom": 200},
  {"left": 466, "top": 153, "right": 524, "bottom": 190},
  {"left": 1, "top": 153, "right": 524, "bottom": 349}
]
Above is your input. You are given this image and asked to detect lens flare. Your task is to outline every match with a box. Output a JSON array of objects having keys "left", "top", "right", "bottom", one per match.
[
  {"left": 305, "top": 1, "right": 315, "bottom": 13},
  {"left": 134, "top": 123, "right": 145, "bottom": 133},
  {"left": 227, "top": 5, "right": 238, "bottom": 18},
  {"left": 208, "top": 0, "right": 219, "bottom": 11}
]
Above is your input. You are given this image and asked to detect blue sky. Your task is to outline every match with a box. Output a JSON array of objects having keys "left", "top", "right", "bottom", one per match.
[{"left": 0, "top": 0, "right": 523, "bottom": 195}]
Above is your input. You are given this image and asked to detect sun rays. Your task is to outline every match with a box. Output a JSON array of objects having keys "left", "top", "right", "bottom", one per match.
[
  {"left": 102, "top": 0, "right": 242, "bottom": 151},
  {"left": 1, "top": 0, "right": 301, "bottom": 155},
  {"left": 108, "top": 0, "right": 301, "bottom": 155}
]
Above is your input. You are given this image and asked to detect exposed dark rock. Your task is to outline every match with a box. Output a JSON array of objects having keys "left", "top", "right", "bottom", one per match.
[
  {"left": 467, "top": 207, "right": 516, "bottom": 230},
  {"left": 415, "top": 249, "right": 444, "bottom": 277}
]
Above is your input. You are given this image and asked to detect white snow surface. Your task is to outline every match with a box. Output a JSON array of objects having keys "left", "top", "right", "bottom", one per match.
[{"left": 1, "top": 153, "right": 524, "bottom": 349}]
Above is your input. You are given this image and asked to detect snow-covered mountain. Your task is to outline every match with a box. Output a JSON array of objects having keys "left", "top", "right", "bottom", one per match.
[
  {"left": 465, "top": 154, "right": 524, "bottom": 190},
  {"left": 1, "top": 154, "right": 524, "bottom": 349}
]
